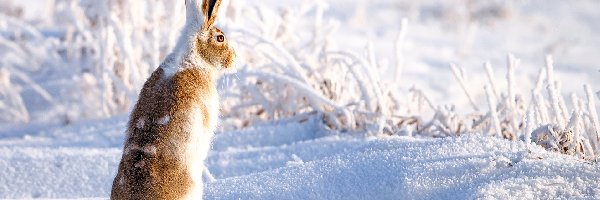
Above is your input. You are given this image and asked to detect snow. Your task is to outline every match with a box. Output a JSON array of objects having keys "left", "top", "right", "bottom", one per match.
[
  {"left": 156, "top": 115, "right": 170, "bottom": 125},
  {"left": 207, "top": 136, "right": 599, "bottom": 200},
  {"left": 0, "top": 116, "right": 598, "bottom": 199},
  {"left": 0, "top": 146, "right": 120, "bottom": 198},
  {"left": 135, "top": 117, "right": 145, "bottom": 129},
  {"left": 1, "top": 0, "right": 600, "bottom": 199}
]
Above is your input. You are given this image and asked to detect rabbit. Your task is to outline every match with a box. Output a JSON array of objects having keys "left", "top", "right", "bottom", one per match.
[{"left": 110, "top": 0, "right": 235, "bottom": 199}]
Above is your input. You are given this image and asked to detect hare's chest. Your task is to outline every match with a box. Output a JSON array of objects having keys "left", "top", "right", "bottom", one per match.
[
  {"left": 186, "top": 92, "right": 218, "bottom": 151},
  {"left": 204, "top": 93, "right": 219, "bottom": 131},
  {"left": 183, "top": 93, "right": 218, "bottom": 191}
]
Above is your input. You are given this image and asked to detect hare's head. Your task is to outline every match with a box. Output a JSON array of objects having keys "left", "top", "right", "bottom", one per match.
[{"left": 184, "top": 0, "right": 235, "bottom": 70}]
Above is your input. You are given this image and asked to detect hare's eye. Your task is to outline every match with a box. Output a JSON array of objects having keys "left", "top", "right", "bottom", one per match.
[{"left": 216, "top": 35, "right": 225, "bottom": 43}]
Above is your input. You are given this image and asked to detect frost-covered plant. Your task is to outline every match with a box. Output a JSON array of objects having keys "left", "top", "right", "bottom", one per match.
[
  {"left": 0, "top": 68, "right": 29, "bottom": 123},
  {"left": 531, "top": 124, "right": 583, "bottom": 156},
  {"left": 215, "top": 1, "right": 600, "bottom": 162},
  {"left": 1, "top": 0, "right": 599, "bottom": 161},
  {"left": 217, "top": 1, "right": 399, "bottom": 134},
  {"left": 0, "top": 0, "right": 186, "bottom": 124},
  {"left": 437, "top": 55, "right": 600, "bottom": 161}
]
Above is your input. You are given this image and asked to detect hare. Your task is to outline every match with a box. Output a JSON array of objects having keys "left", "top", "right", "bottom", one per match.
[{"left": 110, "top": 0, "right": 235, "bottom": 199}]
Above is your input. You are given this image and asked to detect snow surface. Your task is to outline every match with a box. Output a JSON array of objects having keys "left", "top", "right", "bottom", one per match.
[
  {"left": 0, "top": 116, "right": 598, "bottom": 199},
  {"left": 2, "top": 0, "right": 600, "bottom": 199}
]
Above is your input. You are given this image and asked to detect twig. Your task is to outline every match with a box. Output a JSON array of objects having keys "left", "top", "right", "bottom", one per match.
[
  {"left": 395, "top": 18, "right": 408, "bottom": 81},
  {"left": 485, "top": 86, "right": 502, "bottom": 137},
  {"left": 584, "top": 85, "right": 600, "bottom": 152},
  {"left": 545, "top": 55, "right": 566, "bottom": 129},
  {"left": 450, "top": 64, "right": 480, "bottom": 112},
  {"left": 484, "top": 62, "right": 500, "bottom": 101}
]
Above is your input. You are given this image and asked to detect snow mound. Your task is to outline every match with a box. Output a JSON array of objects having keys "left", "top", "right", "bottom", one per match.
[
  {"left": 0, "top": 116, "right": 598, "bottom": 199},
  {"left": 206, "top": 135, "right": 600, "bottom": 200},
  {"left": 0, "top": 147, "right": 120, "bottom": 198}
]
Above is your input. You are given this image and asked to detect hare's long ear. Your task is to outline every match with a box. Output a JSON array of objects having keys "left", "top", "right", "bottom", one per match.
[
  {"left": 185, "top": 0, "right": 203, "bottom": 25},
  {"left": 202, "top": 0, "right": 223, "bottom": 30}
]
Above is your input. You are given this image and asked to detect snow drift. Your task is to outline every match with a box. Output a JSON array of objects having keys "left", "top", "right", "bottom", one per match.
[
  {"left": 1, "top": 116, "right": 598, "bottom": 199},
  {"left": 1, "top": 0, "right": 600, "bottom": 199}
]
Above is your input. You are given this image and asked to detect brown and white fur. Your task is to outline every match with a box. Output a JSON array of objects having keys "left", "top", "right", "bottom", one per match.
[{"left": 110, "top": 0, "right": 235, "bottom": 199}]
